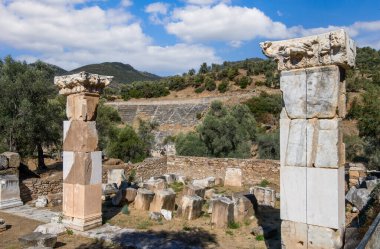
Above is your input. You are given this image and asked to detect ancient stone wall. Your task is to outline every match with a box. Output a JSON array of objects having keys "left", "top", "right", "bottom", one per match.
[
  {"left": 20, "top": 175, "right": 63, "bottom": 203},
  {"left": 166, "top": 156, "right": 280, "bottom": 186}
]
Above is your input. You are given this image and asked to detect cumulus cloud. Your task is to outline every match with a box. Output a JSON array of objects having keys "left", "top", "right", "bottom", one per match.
[
  {"left": 145, "top": 2, "right": 170, "bottom": 24},
  {"left": 166, "top": 4, "right": 291, "bottom": 44},
  {"left": 165, "top": 3, "right": 380, "bottom": 49},
  {"left": 0, "top": 0, "right": 220, "bottom": 75},
  {"left": 120, "top": 0, "right": 133, "bottom": 7}
]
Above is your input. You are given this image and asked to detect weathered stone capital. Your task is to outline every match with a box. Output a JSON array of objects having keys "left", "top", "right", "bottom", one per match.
[
  {"left": 260, "top": 29, "right": 356, "bottom": 71},
  {"left": 54, "top": 71, "right": 113, "bottom": 96}
]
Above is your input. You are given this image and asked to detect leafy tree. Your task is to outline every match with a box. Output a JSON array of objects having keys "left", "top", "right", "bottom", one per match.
[
  {"left": 138, "top": 119, "right": 157, "bottom": 156},
  {"left": 193, "top": 74, "right": 204, "bottom": 87},
  {"left": 188, "top": 68, "right": 196, "bottom": 76},
  {"left": 237, "top": 76, "right": 252, "bottom": 89},
  {"left": 244, "top": 92, "right": 282, "bottom": 124},
  {"left": 106, "top": 125, "right": 147, "bottom": 163},
  {"left": 227, "top": 67, "right": 239, "bottom": 80},
  {"left": 257, "top": 131, "right": 280, "bottom": 160},
  {"left": 168, "top": 76, "right": 187, "bottom": 91},
  {"left": 0, "top": 57, "right": 65, "bottom": 170},
  {"left": 175, "top": 132, "right": 208, "bottom": 157},
  {"left": 96, "top": 100, "right": 122, "bottom": 150},
  {"left": 199, "top": 62, "right": 209, "bottom": 74}
]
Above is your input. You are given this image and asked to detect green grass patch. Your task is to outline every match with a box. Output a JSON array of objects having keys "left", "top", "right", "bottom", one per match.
[
  {"left": 169, "top": 181, "right": 184, "bottom": 193},
  {"left": 226, "top": 230, "right": 234, "bottom": 236},
  {"left": 228, "top": 221, "right": 241, "bottom": 229},
  {"left": 259, "top": 179, "right": 270, "bottom": 187},
  {"left": 255, "top": 235, "right": 265, "bottom": 241},
  {"left": 136, "top": 220, "right": 153, "bottom": 229}
]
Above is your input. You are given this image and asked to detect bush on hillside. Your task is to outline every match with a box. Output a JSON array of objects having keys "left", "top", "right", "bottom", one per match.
[
  {"left": 218, "top": 79, "right": 229, "bottom": 93},
  {"left": 244, "top": 92, "right": 282, "bottom": 125},
  {"left": 204, "top": 77, "right": 216, "bottom": 91},
  {"left": 256, "top": 131, "right": 280, "bottom": 160}
]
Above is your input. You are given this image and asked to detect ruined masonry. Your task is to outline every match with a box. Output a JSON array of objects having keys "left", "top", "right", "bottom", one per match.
[
  {"left": 54, "top": 72, "right": 113, "bottom": 231},
  {"left": 261, "top": 29, "right": 356, "bottom": 248}
]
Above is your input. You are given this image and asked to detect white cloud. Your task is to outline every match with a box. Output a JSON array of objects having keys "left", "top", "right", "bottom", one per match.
[
  {"left": 166, "top": 4, "right": 291, "bottom": 44},
  {"left": 120, "top": 0, "right": 133, "bottom": 7},
  {"left": 145, "top": 2, "right": 170, "bottom": 25},
  {"left": 165, "top": 3, "right": 380, "bottom": 49},
  {"left": 0, "top": 0, "right": 220, "bottom": 75}
]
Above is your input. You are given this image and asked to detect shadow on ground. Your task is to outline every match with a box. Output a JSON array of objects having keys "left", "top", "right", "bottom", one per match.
[
  {"left": 74, "top": 227, "right": 218, "bottom": 249},
  {"left": 256, "top": 206, "right": 281, "bottom": 249}
]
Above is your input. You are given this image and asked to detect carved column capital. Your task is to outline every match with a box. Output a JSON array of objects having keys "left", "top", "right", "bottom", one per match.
[
  {"left": 260, "top": 29, "right": 356, "bottom": 71},
  {"left": 54, "top": 71, "right": 113, "bottom": 96}
]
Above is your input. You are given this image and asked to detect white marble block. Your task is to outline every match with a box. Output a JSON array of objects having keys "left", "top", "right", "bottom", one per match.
[
  {"left": 224, "top": 168, "right": 242, "bottom": 187},
  {"left": 63, "top": 151, "right": 102, "bottom": 185},
  {"left": 0, "top": 175, "right": 23, "bottom": 209},
  {"left": 280, "top": 166, "right": 307, "bottom": 223},
  {"left": 107, "top": 169, "right": 125, "bottom": 187},
  {"left": 281, "top": 69, "right": 307, "bottom": 119},
  {"left": 306, "top": 167, "right": 345, "bottom": 229}
]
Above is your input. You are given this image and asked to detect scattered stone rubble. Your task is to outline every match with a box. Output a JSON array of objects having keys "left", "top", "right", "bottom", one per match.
[
  {"left": 18, "top": 232, "right": 57, "bottom": 248},
  {"left": 0, "top": 218, "right": 7, "bottom": 232},
  {"left": 346, "top": 175, "right": 380, "bottom": 211}
]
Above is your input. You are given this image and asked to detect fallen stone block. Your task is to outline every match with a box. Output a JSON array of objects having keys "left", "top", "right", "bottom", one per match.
[
  {"left": 1, "top": 152, "right": 21, "bottom": 168},
  {"left": 345, "top": 186, "right": 356, "bottom": 204},
  {"left": 143, "top": 178, "right": 167, "bottom": 193},
  {"left": 35, "top": 196, "right": 48, "bottom": 208},
  {"left": 177, "top": 195, "right": 203, "bottom": 220},
  {"left": 192, "top": 177, "right": 215, "bottom": 188},
  {"left": 107, "top": 169, "right": 125, "bottom": 187},
  {"left": 34, "top": 223, "right": 66, "bottom": 236},
  {"left": 102, "top": 183, "right": 118, "bottom": 196},
  {"left": 351, "top": 188, "right": 371, "bottom": 211},
  {"left": 211, "top": 196, "right": 234, "bottom": 228},
  {"left": 18, "top": 232, "right": 57, "bottom": 248},
  {"left": 250, "top": 186, "right": 275, "bottom": 208},
  {"left": 149, "top": 189, "right": 176, "bottom": 212},
  {"left": 125, "top": 188, "right": 137, "bottom": 203},
  {"left": 163, "top": 174, "right": 176, "bottom": 184},
  {"left": 161, "top": 209, "right": 172, "bottom": 221},
  {"left": 224, "top": 168, "right": 242, "bottom": 187},
  {"left": 134, "top": 188, "right": 155, "bottom": 211},
  {"left": 0, "top": 174, "right": 23, "bottom": 209},
  {"left": 176, "top": 175, "right": 188, "bottom": 185},
  {"left": 0, "top": 218, "right": 6, "bottom": 232},
  {"left": 365, "top": 179, "right": 380, "bottom": 193},
  {"left": 182, "top": 184, "right": 205, "bottom": 199},
  {"left": 232, "top": 194, "right": 255, "bottom": 222}
]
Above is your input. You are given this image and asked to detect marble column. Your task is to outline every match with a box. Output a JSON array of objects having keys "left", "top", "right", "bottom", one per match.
[
  {"left": 54, "top": 72, "right": 113, "bottom": 231},
  {"left": 261, "top": 29, "right": 356, "bottom": 248}
]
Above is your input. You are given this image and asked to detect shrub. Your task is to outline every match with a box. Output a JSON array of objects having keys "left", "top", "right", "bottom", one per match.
[
  {"left": 218, "top": 79, "right": 229, "bottom": 93},
  {"left": 344, "top": 135, "right": 365, "bottom": 162},
  {"left": 257, "top": 131, "right": 280, "bottom": 160},
  {"left": 194, "top": 86, "right": 205, "bottom": 93},
  {"left": 227, "top": 67, "right": 239, "bottom": 80},
  {"left": 97, "top": 101, "right": 122, "bottom": 150},
  {"left": 168, "top": 76, "right": 187, "bottom": 91},
  {"left": 255, "top": 235, "right": 264, "bottom": 241},
  {"left": 204, "top": 77, "right": 216, "bottom": 91},
  {"left": 238, "top": 76, "right": 252, "bottom": 89},
  {"left": 259, "top": 179, "right": 270, "bottom": 187},
  {"left": 227, "top": 221, "right": 241, "bottom": 229},
  {"left": 193, "top": 74, "right": 204, "bottom": 87},
  {"left": 244, "top": 92, "right": 282, "bottom": 125},
  {"left": 175, "top": 132, "right": 209, "bottom": 157}
]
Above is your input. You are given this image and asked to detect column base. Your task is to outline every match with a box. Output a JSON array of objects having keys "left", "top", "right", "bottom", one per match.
[
  {"left": 62, "top": 214, "right": 102, "bottom": 231},
  {"left": 0, "top": 198, "right": 23, "bottom": 210}
]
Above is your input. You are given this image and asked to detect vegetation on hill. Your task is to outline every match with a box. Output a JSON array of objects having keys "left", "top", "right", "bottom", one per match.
[{"left": 68, "top": 62, "right": 161, "bottom": 85}]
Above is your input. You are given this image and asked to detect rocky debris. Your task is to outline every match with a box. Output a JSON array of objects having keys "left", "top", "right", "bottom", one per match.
[
  {"left": 18, "top": 232, "right": 57, "bottom": 248},
  {"left": 192, "top": 177, "right": 215, "bottom": 188},
  {"left": 251, "top": 226, "right": 264, "bottom": 236},
  {"left": 34, "top": 223, "right": 66, "bottom": 236},
  {"left": 211, "top": 196, "right": 234, "bottom": 228},
  {"left": 0, "top": 218, "right": 6, "bottom": 232},
  {"left": 224, "top": 168, "right": 242, "bottom": 187},
  {"left": 134, "top": 188, "right": 155, "bottom": 211},
  {"left": 250, "top": 186, "right": 276, "bottom": 208},
  {"left": 163, "top": 174, "right": 176, "bottom": 184},
  {"left": 102, "top": 183, "right": 118, "bottom": 196},
  {"left": 232, "top": 194, "right": 255, "bottom": 222},
  {"left": 351, "top": 188, "right": 371, "bottom": 211},
  {"left": 207, "top": 194, "right": 223, "bottom": 214},
  {"left": 143, "top": 178, "right": 167, "bottom": 193},
  {"left": 160, "top": 209, "right": 172, "bottom": 221},
  {"left": 125, "top": 188, "right": 137, "bottom": 203},
  {"left": 176, "top": 175, "right": 188, "bottom": 185},
  {"left": 177, "top": 195, "right": 203, "bottom": 220},
  {"left": 348, "top": 164, "right": 367, "bottom": 187},
  {"left": 1, "top": 152, "right": 21, "bottom": 168},
  {"left": 149, "top": 189, "right": 176, "bottom": 212},
  {"left": 35, "top": 196, "right": 48, "bottom": 208},
  {"left": 0, "top": 155, "right": 9, "bottom": 170},
  {"left": 182, "top": 184, "right": 205, "bottom": 199},
  {"left": 345, "top": 186, "right": 357, "bottom": 203},
  {"left": 26, "top": 247, "right": 53, "bottom": 249},
  {"left": 149, "top": 212, "right": 162, "bottom": 221},
  {"left": 204, "top": 189, "right": 216, "bottom": 199}
]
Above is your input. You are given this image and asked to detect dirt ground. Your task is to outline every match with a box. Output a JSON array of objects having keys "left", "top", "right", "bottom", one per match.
[{"left": 0, "top": 212, "right": 105, "bottom": 249}]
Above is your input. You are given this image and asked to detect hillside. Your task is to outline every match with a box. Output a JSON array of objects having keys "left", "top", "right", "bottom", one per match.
[{"left": 68, "top": 62, "right": 161, "bottom": 84}]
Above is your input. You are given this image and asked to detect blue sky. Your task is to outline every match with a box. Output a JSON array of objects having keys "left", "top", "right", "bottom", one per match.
[{"left": 0, "top": 0, "right": 379, "bottom": 76}]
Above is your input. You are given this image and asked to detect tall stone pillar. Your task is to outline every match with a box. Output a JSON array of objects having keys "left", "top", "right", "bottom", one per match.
[
  {"left": 54, "top": 72, "right": 113, "bottom": 231},
  {"left": 261, "top": 30, "right": 356, "bottom": 248}
]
